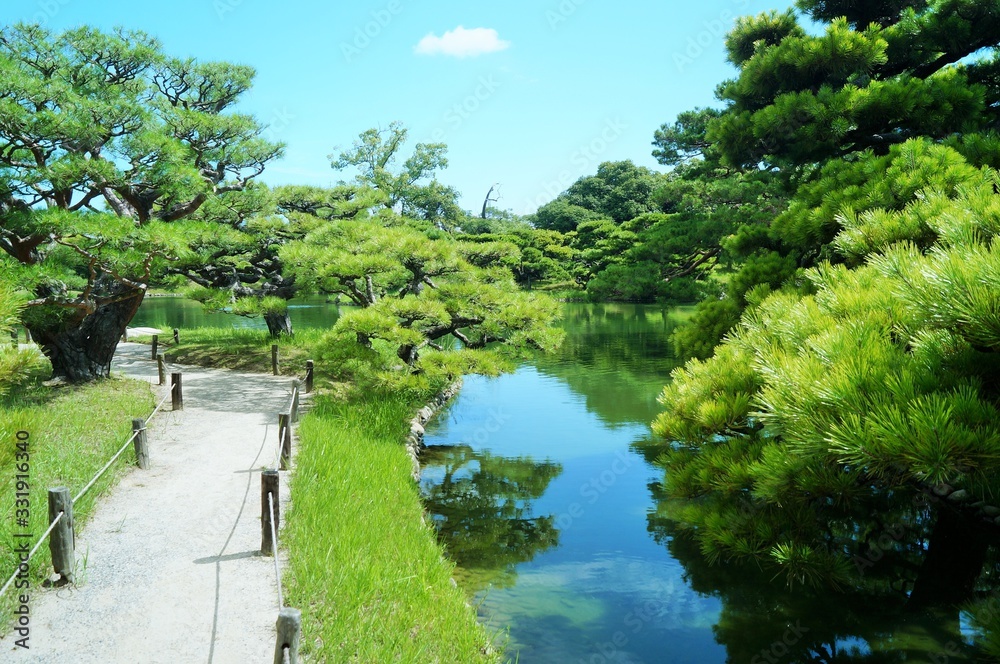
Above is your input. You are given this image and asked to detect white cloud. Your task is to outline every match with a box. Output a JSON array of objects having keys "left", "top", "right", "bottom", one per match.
[{"left": 414, "top": 26, "right": 510, "bottom": 58}]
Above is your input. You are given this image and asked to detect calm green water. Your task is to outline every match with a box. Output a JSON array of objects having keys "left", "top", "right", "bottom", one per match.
[
  {"left": 420, "top": 304, "right": 726, "bottom": 663},
  {"left": 131, "top": 295, "right": 340, "bottom": 331},
  {"left": 418, "top": 304, "right": 993, "bottom": 664},
  {"left": 131, "top": 297, "right": 993, "bottom": 662}
]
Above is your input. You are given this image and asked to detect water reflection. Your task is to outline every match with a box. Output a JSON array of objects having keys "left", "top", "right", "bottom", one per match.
[
  {"left": 533, "top": 303, "right": 688, "bottom": 428},
  {"left": 131, "top": 295, "right": 341, "bottom": 331},
  {"left": 420, "top": 444, "right": 562, "bottom": 592},
  {"left": 644, "top": 478, "right": 999, "bottom": 662}
]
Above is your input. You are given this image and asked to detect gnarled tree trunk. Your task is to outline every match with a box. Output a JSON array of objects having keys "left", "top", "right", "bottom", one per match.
[
  {"left": 27, "top": 277, "right": 145, "bottom": 383},
  {"left": 264, "top": 311, "right": 293, "bottom": 338}
]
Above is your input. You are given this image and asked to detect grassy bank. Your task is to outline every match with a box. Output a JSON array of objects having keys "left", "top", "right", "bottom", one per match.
[
  {"left": 0, "top": 363, "right": 154, "bottom": 628},
  {"left": 286, "top": 392, "right": 500, "bottom": 662},
  {"left": 147, "top": 326, "right": 502, "bottom": 662}
]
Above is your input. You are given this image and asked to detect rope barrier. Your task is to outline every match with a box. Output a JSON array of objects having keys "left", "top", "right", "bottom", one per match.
[
  {"left": 268, "top": 491, "right": 283, "bottom": 610},
  {"left": 0, "top": 511, "right": 64, "bottom": 601},
  {"left": 76, "top": 377, "right": 178, "bottom": 504},
  {"left": 147, "top": 380, "right": 176, "bottom": 421},
  {"left": 0, "top": 360, "right": 178, "bottom": 601},
  {"left": 73, "top": 429, "right": 140, "bottom": 505}
]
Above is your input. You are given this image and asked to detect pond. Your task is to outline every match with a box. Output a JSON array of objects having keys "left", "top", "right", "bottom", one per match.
[
  {"left": 418, "top": 303, "right": 723, "bottom": 663},
  {"left": 417, "top": 303, "right": 997, "bottom": 663},
  {"left": 130, "top": 294, "right": 340, "bottom": 332},
  {"left": 132, "top": 297, "right": 996, "bottom": 662}
]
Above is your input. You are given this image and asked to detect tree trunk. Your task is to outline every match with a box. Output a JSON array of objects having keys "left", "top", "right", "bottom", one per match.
[
  {"left": 907, "top": 507, "right": 992, "bottom": 609},
  {"left": 28, "top": 277, "right": 145, "bottom": 383},
  {"left": 264, "top": 311, "right": 293, "bottom": 338},
  {"left": 397, "top": 343, "right": 418, "bottom": 366}
]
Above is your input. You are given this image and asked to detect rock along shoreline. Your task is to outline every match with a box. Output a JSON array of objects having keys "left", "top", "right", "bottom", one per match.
[{"left": 405, "top": 379, "right": 462, "bottom": 481}]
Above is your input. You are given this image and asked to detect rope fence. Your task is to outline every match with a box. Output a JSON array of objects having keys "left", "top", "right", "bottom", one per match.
[
  {"left": 0, "top": 511, "right": 64, "bottom": 601},
  {"left": 263, "top": 355, "right": 312, "bottom": 663},
  {"left": 0, "top": 370, "right": 184, "bottom": 600},
  {"left": 1, "top": 334, "right": 312, "bottom": 662},
  {"left": 72, "top": 429, "right": 141, "bottom": 505},
  {"left": 267, "top": 492, "right": 282, "bottom": 610}
]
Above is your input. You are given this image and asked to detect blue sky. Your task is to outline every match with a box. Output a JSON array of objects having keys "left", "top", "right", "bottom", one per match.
[{"left": 4, "top": 0, "right": 793, "bottom": 214}]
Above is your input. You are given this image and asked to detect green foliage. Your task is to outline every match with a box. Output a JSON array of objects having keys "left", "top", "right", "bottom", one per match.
[
  {"left": 795, "top": 0, "right": 928, "bottom": 28},
  {"left": 585, "top": 262, "right": 671, "bottom": 303},
  {"left": 725, "top": 10, "right": 805, "bottom": 67},
  {"left": 670, "top": 298, "right": 742, "bottom": 360},
  {"left": 568, "top": 219, "right": 636, "bottom": 287},
  {"left": 282, "top": 217, "right": 562, "bottom": 376},
  {"left": 0, "top": 23, "right": 283, "bottom": 379},
  {"left": 707, "top": 2, "right": 999, "bottom": 169},
  {"left": 654, "top": 144, "right": 1000, "bottom": 596},
  {"left": 529, "top": 198, "right": 604, "bottom": 233},
  {"left": 0, "top": 275, "right": 41, "bottom": 394},
  {"left": 774, "top": 138, "right": 982, "bottom": 259},
  {"left": 562, "top": 161, "right": 664, "bottom": 223},
  {"left": 652, "top": 108, "right": 722, "bottom": 166},
  {"left": 331, "top": 122, "right": 463, "bottom": 228},
  {"left": 646, "top": 2, "right": 1000, "bottom": 652}
]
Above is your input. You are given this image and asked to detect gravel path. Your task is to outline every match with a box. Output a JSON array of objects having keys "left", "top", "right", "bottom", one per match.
[{"left": 1, "top": 343, "right": 299, "bottom": 663}]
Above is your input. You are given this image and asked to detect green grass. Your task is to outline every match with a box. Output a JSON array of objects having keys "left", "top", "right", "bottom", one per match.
[
  {"left": 0, "top": 364, "right": 154, "bottom": 631},
  {"left": 285, "top": 393, "right": 502, "bottom": 662}
]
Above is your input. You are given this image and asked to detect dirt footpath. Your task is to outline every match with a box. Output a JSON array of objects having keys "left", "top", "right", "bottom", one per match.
[{"left": 1, "top": 343, "right": 298, "bottom": 663}]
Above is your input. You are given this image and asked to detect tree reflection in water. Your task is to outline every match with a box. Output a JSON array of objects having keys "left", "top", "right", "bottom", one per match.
[
  {"left": 420, "top": 444, "right": 562, "bottom": 592},
  {"left": 643, "top": 475, "right": 1000, "bottom": 662}
]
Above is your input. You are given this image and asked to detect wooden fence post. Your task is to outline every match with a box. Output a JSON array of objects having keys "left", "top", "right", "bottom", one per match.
[
  {"left": 121, "top": 329, "right": 128, "bottom": 343},
  {"left": 47, "top": 487, "right": 74, "bottom": 584},
  {"left": 271, "top": 344, "right": 279, "bottom": 375},
  {"left": 305, "top": 360, "right": 314, "bottom": 393},
  {"left": 132, "top": 418, "right": 149, "bottom": 470},
  {"left": 151, "top": 334, "right": 158, "bottom": 360},
  {"left": 290, "top": 381, "right": 300, "bottom": 423},
  {"left": 157, "top": 353, "right": 166, "bottom": 386},
  {"left": 273, "top": 607, "right": 302, "bottom": 664},
  {"left": 261, "top": 470, "right": 280, "bottom": 556},
  {"left": 171, "top": 373, "right": 183, "bottom": 411},
  {"left": 23, "top": 328, "right": 30, "bottom": 343},
  {"left": 172, "top": 328, "right": 179, "bottom": 345},
  {"left": 279, "top": 414, "right": 291, "bottom": 470}
]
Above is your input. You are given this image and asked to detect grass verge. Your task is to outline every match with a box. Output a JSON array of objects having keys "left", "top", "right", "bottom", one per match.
[
  {"left": 286, "top": 392, "right": 501, "bottom": 662},
  {"left": 150, "top": 326, "right": 502, "bottom": 662},
  {"left": 0, "top": 364, "right": 154, "bottom": 631}
]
